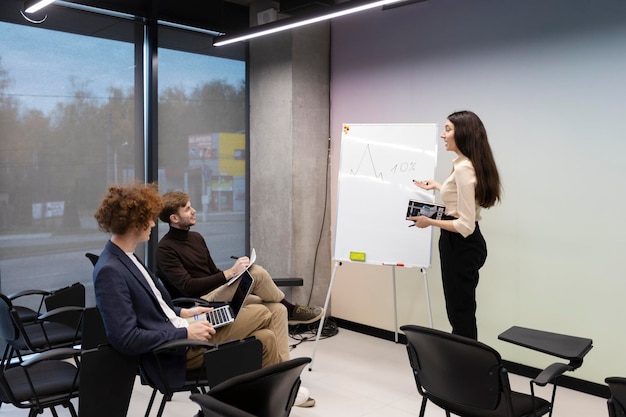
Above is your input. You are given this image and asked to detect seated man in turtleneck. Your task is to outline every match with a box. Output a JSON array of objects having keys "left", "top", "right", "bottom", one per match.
[{"left": 156, "top": 191, "right": 321, "bottom": 408}]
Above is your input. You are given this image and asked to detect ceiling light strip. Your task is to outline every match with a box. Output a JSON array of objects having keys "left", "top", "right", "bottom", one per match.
[
  {"left": 213, "top": 0, "right": 404, "bottom": 47},
  {"left": 24, "top": 0, "right": 56, "bottom": 14}
]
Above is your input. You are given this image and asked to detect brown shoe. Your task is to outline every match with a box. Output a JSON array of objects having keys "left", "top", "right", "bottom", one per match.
[{"left": 288, "top": 305, "right": 324, "bottom": 325}]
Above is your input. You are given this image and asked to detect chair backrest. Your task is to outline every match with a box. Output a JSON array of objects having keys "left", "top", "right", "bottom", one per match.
[
  {"left": 79, "top": 345, "right": 138, "bottom": 417},
  {"left": 204, "top": 337, "right": 263, "bottom": 387},
  {"left": 606, "top": 377, "right": 626, "bottom": 417},
  {"left": 44, "top": 282, "right": 85, "bottom": 310},
  {"left": 0, "top": 294, "right": 18, "bottom": 342},
  {"left": 44, "top": 282, "right": 86, "bottom": 328},
  {"left": 85, "top": 252, "right": 99, "bottom": 267},
  {"left": 400, "top": 324, "right": 504, "bottom": 411},
  {"left": 199, "top": 356, "right": 312, "bottom": 417},
  {"left": 81, "top": 307, "right": 109, "bottom": 350},
  {"left": 78, "top": 305, "right": 138, "bottom": 417}
]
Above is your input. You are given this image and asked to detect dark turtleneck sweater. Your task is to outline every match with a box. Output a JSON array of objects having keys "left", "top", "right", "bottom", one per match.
[{"left": 156, "top": 226, "right": 227, "bottom": 299}]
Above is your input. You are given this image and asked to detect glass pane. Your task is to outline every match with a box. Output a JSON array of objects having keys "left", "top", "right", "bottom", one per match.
[
  {"left": 0, "top": 21, "right": 136, "bottom": 307},
  {"left": 157, "top": 47, "right": 247, "bottom": 270}
]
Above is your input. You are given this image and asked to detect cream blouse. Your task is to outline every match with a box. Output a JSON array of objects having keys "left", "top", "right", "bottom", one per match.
[{"left": 440, "top": 155, "right": 481, "bottom": 238}]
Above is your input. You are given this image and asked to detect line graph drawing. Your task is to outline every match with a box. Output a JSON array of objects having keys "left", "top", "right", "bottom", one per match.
[{"left": 349, "top": 144, "right": 384, "bottom": 180}]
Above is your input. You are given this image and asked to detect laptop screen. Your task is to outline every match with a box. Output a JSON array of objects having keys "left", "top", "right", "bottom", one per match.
[{"left": 229, "top": 270, "right": 254, "bottom": 316}]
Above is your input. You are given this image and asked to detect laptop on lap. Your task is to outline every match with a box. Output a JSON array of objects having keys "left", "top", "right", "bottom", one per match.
[{"left": 188, "top": 270, "right": 254, "bottom": 328}]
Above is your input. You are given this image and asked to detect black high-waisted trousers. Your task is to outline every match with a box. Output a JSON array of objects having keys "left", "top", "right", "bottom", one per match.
[{"left": 438, "top": 222, "right": 487, "bottom": 340}]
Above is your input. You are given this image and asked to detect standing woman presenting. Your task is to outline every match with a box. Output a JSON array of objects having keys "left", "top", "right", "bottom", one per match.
[{"left": 408, "top": 110, "right": 501, "bottom": 340}]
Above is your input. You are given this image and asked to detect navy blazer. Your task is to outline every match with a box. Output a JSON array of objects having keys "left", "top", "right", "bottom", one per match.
[{"left": 93, "top": 240, "right": 188, "bottom": 393}]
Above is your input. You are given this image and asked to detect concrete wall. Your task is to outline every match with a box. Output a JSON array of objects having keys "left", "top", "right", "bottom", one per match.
[{"left": 249, "top": 23, "right": 332, "bottom": 309}]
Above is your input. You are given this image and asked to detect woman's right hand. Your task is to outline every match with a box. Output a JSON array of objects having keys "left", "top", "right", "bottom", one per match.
[{"left": 413, "top": 179, "right": 440, "bottom": 191}]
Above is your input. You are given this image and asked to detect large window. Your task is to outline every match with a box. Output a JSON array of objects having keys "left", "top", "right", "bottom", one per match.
[
  {"left": 157, "top": 46, "right": 247, "bottom": 270},
  {"left": 0, "top": 12, "right": 248, "bottom": 307},
  {"left": 0, "top": 20, "right": 136, "bottom": 305}
]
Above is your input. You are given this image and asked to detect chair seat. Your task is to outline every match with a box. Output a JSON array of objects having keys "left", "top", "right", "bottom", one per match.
[
  {"left": 430, "top": 391, "right": 552, "bottom": 417},
  {"left": 13, "top": 322, "right": 80, "bottom": 351},
  {"left": 0, "top": 360, "right": 79, "bottom": 403},
  {"left": 13, "top": 306, "right": 39, "bottom": 323}
]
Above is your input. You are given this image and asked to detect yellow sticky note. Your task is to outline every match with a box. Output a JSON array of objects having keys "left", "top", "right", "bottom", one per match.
[{"left": 349, "top": 252, "right": 366, "bottom": 262}]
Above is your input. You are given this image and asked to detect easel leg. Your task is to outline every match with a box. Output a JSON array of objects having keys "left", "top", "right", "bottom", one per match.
[
  {"left": 392, "top": 265, "right": 398, "bottom": 342},
  {"left": 308, "top": 260, "right": 340, "bottom": 371},
  {"left": 421, "top": 268, "right": 433, "bottom": 328}
]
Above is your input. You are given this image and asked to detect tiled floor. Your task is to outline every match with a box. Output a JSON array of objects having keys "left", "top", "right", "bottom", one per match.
[{"left": 0, "top": 327, "right": 608, "bottom": 416}]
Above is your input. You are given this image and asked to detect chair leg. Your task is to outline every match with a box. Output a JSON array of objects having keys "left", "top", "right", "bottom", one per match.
[
  {"left": 1, "top": 344, "right": 10, "bottom": 368},
  {"left": 68, "top": 402, "right": 79, "bottom": 417},
  {"left": 145, "top": 388, "right": 158, "bottom": 417},
  {"left": 419, "top": 397, "right": 428, "bottom": 417},
  {"left": 155, "top": 395, "right": 171, "bottom": 417},
  {"left": 548, "top": 382, "right": 559, "bottom": 417}
]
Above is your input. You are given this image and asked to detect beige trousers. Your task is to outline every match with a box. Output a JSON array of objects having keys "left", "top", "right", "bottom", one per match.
[
  {"left": 201, "top": 264, "right": 290, "bottom": 362},
  {"left": 187, "top": 303, "right": 281, "bottom": 370}
]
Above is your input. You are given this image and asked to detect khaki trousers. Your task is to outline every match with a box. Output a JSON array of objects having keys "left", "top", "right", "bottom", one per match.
[
  {"left": 201, "top": 264, "right": 290, "bottom": 362},
  {"left": 186, "top": 303, "right": 281, "bottom": 370}
]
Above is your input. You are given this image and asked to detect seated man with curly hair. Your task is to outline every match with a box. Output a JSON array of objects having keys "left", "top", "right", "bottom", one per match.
[{"left": 92, "top": 182, "right": 280, "bottom": 394}]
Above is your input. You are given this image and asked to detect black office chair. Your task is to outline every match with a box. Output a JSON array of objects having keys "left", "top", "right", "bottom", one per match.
[
  {"left": 0, "top": 347, "right": 81, "bottom": 417},
  {"left": 0, "top": 293, "right": 83, "bottom": 369},
  {"left": 190, "top": 356, "right": 312, "bottom": 417},
  {"left": 606, "top": 377, "right": 626, "bottom": 417},
  {"left": 400, "top": 324, "right": 571, "bottom": 417},
  {"left": 142, "top": 337, "right": 263, "bottom": 417}
]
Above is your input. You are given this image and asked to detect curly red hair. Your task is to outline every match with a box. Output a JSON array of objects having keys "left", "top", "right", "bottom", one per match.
[{"left": 94, "top": 182, "right": 163, "bottom": 235}]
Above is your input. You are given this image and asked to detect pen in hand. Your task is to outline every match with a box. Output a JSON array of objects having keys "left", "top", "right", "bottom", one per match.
[{"left": 230, "top": 256, "right": 239, "bottom": 260}]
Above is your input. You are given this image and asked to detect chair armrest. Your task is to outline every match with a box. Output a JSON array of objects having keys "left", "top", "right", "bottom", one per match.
[
  {"left": 38, "top": 305, "right": 85, "bottom": 321},
  {"left": 20, "top": 347, "right": 82, "bottom": 367},
  {"left": 8, "top": 288, "right": 51, "bottom": 300},
  {"left": 153, "top": 339, "right": 215, "bottom": 355},
  {"left": 173, "top": 297, "right": 227, "bottom": 308},
  {"left": 190, "top": 393, "right": 256, "bottom": 417},
  {"left": 532, "top": 362, "right": 574, "bottom": 386},
  {"left": 273, "top": 278, "right": 304, "bottom": 287}
]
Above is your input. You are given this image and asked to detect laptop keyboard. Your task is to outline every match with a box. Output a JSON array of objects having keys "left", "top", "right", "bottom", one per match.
[{"left": 208, "top": 306, "right": 233, "bottom": 326}]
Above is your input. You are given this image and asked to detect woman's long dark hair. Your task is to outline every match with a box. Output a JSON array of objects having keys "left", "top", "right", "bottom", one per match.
[{"left": 447, "top": 111, "right": 502, "bottom": 208}]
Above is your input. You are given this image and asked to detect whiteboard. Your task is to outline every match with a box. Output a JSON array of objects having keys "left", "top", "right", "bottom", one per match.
[{"left": 334, "top": 123, "right": 439, "bottom": 267}]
